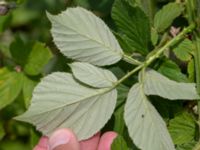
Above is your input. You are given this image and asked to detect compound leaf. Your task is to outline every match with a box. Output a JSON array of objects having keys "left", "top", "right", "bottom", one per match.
[
  {"left": 15, "top": 72, "right": 117, "bottom": 140},
  {"left": 70, "top": 62, "right": 117, "bottom": 88},
  {"left": 124, "top": 83, "right": 175, "bottom": 150},
  {"left": 143, "top": 69, "right": 199, "bottom": 100},
  {"left": 47, "top": 7, "right": 123, "bottom": 66}
]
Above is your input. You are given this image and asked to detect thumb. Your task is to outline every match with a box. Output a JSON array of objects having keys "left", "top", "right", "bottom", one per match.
[{"left": 48, "top": 129, "right": 80, "bottom": 150}]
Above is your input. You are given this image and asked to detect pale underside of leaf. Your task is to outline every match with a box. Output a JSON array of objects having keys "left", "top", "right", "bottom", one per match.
[
  {"left": 143, "top": 69, "right": 199, "bottom": 100},
  {"left": 15, "top": 72, "right": 117, "bottom": 140},
  {"left": 70, "top": 62, "right": 117, "bottom": 88},
  {"left": 47, "top": 7, "right": 123, "bottom": 66},
  {"left": 124, "top": 83, "right": 175, "bottom": 150}
]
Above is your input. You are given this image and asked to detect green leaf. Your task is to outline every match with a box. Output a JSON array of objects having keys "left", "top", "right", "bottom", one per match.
[
  {"left": 143, "top": 69, "right": 199, "bottom": 100},
  {"left": 0, "top": 68, "right": 23, "bottom": 109},
  {"left": 10, "top": 37, "right": 30, "bottom": 66},
  {"left": 24, "top": 42, "right": 52, "bottom": 76},
  {"left": 158, "top": 60, "right": 188, "bottom": 82},
  {"left": 172, "top": 39, "right": 194, "bottom": 61},
  {"left": 113, "top": 105, "right": 125, "bottom": 134},
  {"left": 15, "top": 72, "right": 117, "bottom": 140},
  {"left": 47, "top": 7, "right": 123, "bottom": 66},
  {"left": 168, "top": 112, "right": 196, "bottom": 145},
  {"left": 22, "top": 75, "right": 38, "bottom": 108},
  {"left": 0, "top": 15, "right": 11, "bottom": 33},
  {"left": 70, "top": 62, "right": 117, "bottom": 88},
  {"left": 116, "top": 84, "right": 129, "bottom": 107},
  {"left": 151, "top": 27, "right": 158, "bottom": 46},
  {"left": 176, "top": 141, "right": 197, "bottom": 150},
  {"left": 134, "top": 0, "right": 156, "bottom": 22},
  {"left": 112, "top": 0, "right": 150, "bottom": 54},
  {"left": 30, "top": 129, "right": 40, "bottom": 149},
  {"left": 74, "top": 0, "right": 90, "bottom": 8},
  {"left": 111, "top": 135, "right": 129, "bottom": 150},
  {"left": 124, "top": 83, "right": 175, "bottom": 150},
  {"left": 187, "top": 59, "right": 195, "bottom": 82},
  {"left": 114, "top": 33, "right": 133, "bottom": 55},
  {"left": 154, "top": 3, "right": 184, "bottom": 33}
]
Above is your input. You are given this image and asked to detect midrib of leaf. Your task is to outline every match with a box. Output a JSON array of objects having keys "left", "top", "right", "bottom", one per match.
[
  {"left": 140, "top": 85, "right": 171, "bottom": 149},
  {"left": 51, "top": 14, "right": 122, "bottom": 56},
  {"left": 38, "top": 96, "right": 98, "bottom": 132},
  {"left": 24, "top": 86, "right": 114, "bottom": 117}
]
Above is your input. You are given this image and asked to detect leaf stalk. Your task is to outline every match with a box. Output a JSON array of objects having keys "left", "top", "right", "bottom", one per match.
[{"left": 115, "top": 23, "right": 195, "bottom": 86}]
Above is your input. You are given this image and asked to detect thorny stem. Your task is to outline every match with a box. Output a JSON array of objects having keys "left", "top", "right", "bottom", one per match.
[{"left": 114, "top": 23, "right": 195, "bottom": 87}]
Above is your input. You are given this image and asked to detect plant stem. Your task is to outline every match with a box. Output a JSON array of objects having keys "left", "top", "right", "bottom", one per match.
[
  {"left": 194, "top": 33, "right": 200, "bottom": 137},
  {"left": 115, "top": 23, "right": 195, "bottom": 86},
  {"left": 123, "top": 54, "right": 142, "bottom": 65}
]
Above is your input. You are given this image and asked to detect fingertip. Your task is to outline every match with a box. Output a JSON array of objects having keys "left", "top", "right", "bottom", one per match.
[
  {"left": 80, "top": 132, "right": 100, "bottom": 150},
  {"left": 97, "top": 132, "right": 118, "bottom": 150},
  {"left": 48, "top": 128, "right": 80, "bottom": 150}
]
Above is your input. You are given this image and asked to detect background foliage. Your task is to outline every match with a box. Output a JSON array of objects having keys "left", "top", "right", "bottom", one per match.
[{"left": 0, "top": 0, "right": 200, "bottom": 149}]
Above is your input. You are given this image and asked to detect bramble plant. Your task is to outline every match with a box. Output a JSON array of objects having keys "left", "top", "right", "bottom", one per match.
[{"left": 1, "top": 0, "right": 200, "bottom": 149}]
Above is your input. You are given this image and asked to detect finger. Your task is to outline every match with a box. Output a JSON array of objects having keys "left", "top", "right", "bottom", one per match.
[
  {"left": 33, "top": 136, "right": 48, "bottom": 150},
  {"left": 97, "top": 132, "right": 117, "bottom": 150},
  {"left": 48, "top": 129, "right": 80, "bottom": 150},
  {"left": 80, "top": 132, "right": 100, "bottom": 150}
]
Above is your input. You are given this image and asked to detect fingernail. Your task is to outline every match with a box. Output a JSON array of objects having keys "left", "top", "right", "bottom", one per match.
[{"left": 48, "top": 130, "right": 70, "bottom": 150}]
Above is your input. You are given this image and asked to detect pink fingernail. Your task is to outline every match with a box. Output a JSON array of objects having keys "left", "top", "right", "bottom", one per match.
[{"left": 48, "top": 130, "right": 70, "bottom": 150}]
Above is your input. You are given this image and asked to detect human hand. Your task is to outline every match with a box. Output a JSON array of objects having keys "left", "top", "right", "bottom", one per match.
[{"left": 34, "top": 129, "right": 117, "bottom": 150}]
